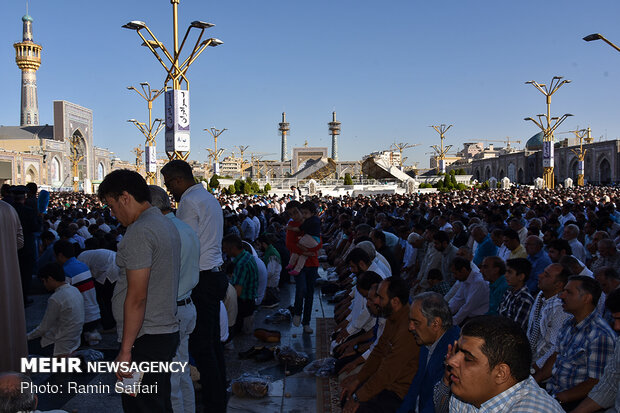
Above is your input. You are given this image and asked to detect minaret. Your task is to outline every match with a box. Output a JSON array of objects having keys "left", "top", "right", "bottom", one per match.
[
  {"left": 328, "top": 111, "right": 341, "bottom": 161},
  {"left": 14, "top": 13, "right": 42, "bottom": 126},
  {"left": 278, "top": 112, "right": 290, "bottom": 161}
]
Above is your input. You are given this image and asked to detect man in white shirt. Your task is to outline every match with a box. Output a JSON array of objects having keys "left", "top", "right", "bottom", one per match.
[
  {"left": 161, "top": 160, "right": 228, "bottom": 412},
  {"left": 448, "top": 256, "right": 489, "bottom": 326},
  {"left": 563, "top": 224, "right": 587, "bottom": 264},
  {"left": 78, "top": 248, "right": 120, "bottom": 332}
]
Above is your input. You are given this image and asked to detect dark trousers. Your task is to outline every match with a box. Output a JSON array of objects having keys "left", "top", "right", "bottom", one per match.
[
  {"left": 121, "top": 332, "right": 179, "bottom": 413},
  {"left": 293, "top": 266, "right": 318, "bottom": 325},
  {"left": 189, "top": 270, "right": 229, "bottom": 413},
  {"left": 95, "top": 279, "right": 116, "bottom": 330},
  {"left": 357, "top": 389, "right": 403, "bottom": 413}
]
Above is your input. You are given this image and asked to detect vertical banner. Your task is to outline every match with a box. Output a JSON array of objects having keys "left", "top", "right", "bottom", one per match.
[
  {"left": 213, "top": 162, "right": 220, "bottom": 175},
  {"left": 145, "top": 146, "right": 157, "bottom": 173},
  {"left": 578, "top": 160, "right": 584, "bottom": 176},
  {"left": 542, "top": 141, "right": 554, "bottom": 167},
  {"left": 165, "top": 90, "right": 190, "bottom": 152},
  {"left": 439, "top": 159, "right": 446, "bottom": 173}
]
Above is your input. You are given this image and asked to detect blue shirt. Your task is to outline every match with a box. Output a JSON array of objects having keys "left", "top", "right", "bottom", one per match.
[
  {"left": 547, "top": 309, "right": 616, "bottom": 395},
  {"left": 487, "top": 275, "right": 509, "bottom": 315},
  {"left": 166, "top": 212, "right": 199, "bottom": 300},
  {"left": 397, "top": 326, "right": 460, "bottom": 413},
  {"left": 473, "top": 235, "right": 497, "bottom": 267},
  {"left": 527, "top": 250, "right": 552, "bottom": 293}
]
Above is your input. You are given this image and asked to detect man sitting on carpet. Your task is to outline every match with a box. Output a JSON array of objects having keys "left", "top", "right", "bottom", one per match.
[{"left": 340, "top": 277, "right": 420, "bottom": 413}]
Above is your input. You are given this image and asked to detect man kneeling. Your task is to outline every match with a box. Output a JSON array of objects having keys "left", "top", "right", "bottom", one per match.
[{"left": 434, "top": 315, "right": 563, "bottom": 412}]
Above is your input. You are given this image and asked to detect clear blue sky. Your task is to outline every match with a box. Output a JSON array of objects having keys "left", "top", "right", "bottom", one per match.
[{"left": 1, "top": 0, "right": 620, "bottom": 167}]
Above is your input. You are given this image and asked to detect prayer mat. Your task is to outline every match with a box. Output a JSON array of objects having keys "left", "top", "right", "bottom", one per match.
[{"left": 315, "top": 317, "right": 341, "bottom": 413}]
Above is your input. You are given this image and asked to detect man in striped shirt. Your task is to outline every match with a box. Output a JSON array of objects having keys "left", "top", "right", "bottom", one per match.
[
  {"left": 54, "top": 239, "right": 101, "bottom": 345},
  {"left": 498, "top": 258, "right": 534, "bottom": 331}
]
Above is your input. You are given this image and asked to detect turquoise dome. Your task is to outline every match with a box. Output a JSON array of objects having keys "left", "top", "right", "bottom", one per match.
[
  {"left": 22, "top": 14, "right": 33, "bottom": 22},
  {"left": 526, "top": 132, "right": 544, "bottom": 150}
]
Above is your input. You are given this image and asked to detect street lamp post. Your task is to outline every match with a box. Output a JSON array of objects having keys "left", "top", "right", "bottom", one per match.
[
  {"left": 524, "top": 76, "right": 573, "bottom": 189},
  {"left": 570, "top": 128, "right": 588, "bottom": 186},
  {"left": 127, "top": 82, "right": 165, "bottom": 184},
  {"left": 205, "top": 127, "right": 227, "bottom": 176},
  {"left": 583, "top": 33, "right": 620, "bottom": 52},
  {"left": 430, "top": 124, "right": 453, "bottom": 174},
  {"left": 122, "top": 1, "right": 223, "bottom": 162}
]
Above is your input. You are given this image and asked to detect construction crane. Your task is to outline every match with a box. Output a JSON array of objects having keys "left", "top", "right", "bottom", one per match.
[
  {"left": 235, "top": 145, "right": 250, "bottom": 175},
  {"left": 391, "top": 142, "right": 421, "bottom": 168},
  {"left": 479, "top": 137, "right": 521, "bottom": 149}
]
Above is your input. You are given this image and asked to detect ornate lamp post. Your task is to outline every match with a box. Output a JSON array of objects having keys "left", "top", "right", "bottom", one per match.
[
  {"left": 122, "top": 1, "right": 223, "bottom": 161},
  {"left": 524, "top": 76, "right": 572, "bottom": 189},
  {"left": 205, "top": 127, "right": 227, "bottom": 176},
  {"left": 430, "top": 124, "right": 453, "bottom": 174},
  {"left": 127, "top": 82, "right": 165, "bottom": 184},
  {"left": 570, "top": 128, "right": 588, "bottom": 186},
  {"left": 583, "top": 33, "right": 620, "bottom": 52}
]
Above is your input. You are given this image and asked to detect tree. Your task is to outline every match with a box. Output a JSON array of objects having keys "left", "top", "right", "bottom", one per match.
[
  {"left": 264, "top": 183, "right": 271, "bottom": 192},
  {"left": 228, "top": 184, "right": 236, "bottom": 194},
  {"left": 251, "top": 182, "right": 260, "bottom": 193},
  {"left": 234, "top": 179, "right": 243, "bottom": 193},
  {"left": 450, "top": 173, "right": 458, "bottom": 187},
  {"left": 209, "top": 174, "right": 220, "bottom": 189},
  {"left": 344, "top": 173, "right": 353, "bottom": 185}
]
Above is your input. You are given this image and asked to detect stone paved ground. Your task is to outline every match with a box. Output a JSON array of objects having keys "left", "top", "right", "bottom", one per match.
[{"left": 26, "top": 269, "right": 333, "bottom": 413}]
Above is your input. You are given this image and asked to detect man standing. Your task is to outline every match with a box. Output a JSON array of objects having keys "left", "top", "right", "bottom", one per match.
[
  {"left": 397, "top": 292, "right": 460, "bottom": 413},
  {"left": 98, "top": 170, "right": 181, "bottom": 413},
  {"left": 161, "top": 160, "right": 228, "bottom": 412},
  {"left": 535, "top": 276, "right": 616, "bottom": 410},
  {"left": 149, "top": 185, "right": 200, "bottom": 413},
  {"left": 0, "top": 199, "right": 26, "bottom": 372}
]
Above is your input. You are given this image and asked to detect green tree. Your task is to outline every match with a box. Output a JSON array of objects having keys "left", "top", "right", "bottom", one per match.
[
  {"left": 209, "top": 174, "right": 220, "bottom": 189},
  {"left": 436, "top": 180, "right": 444, "bottom": 190},
  {"left": 264, "top": 183, "right": 272, "bottom": 192},
  {"left": 228, "top": 184, "right": 236, "bottom": 194},
  {"left": 450, "top": 174, "right": 458, "bottom": 187},
  {"left": 234, "top": 179, "right": 243, "bottom": 193},
  {"left": 344, "top": 173, "right": 353, "bottom": 185},
  {"left": 251, "top": 182, "right": 260, "bottom": 193}
]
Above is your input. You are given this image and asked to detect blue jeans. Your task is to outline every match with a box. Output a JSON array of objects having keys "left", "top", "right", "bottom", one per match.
[{"left": 293, "top": 266, "right": 318, "bottom": 325}]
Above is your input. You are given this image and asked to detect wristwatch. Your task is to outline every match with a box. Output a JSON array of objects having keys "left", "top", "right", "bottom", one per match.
[{"left": 352, "top": 393, "right": 359, "bottom": 402}]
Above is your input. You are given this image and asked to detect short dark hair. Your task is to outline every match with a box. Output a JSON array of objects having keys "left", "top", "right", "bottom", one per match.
[
  {"left": 569, "top": 275, "right": 602, "bottom": 306},
  {"left": 41, "top": 230, "right": 55, "bottom": 242},
  {"left": 548, "top": 239, "right": 572, "bottom": 256},
  {"left": 97, "top": 169, "right": 151, "bottom": 204},
  {"left": 286, "top": 200, "right": 302, "bottom": 211},
  {"left": 451, "top": 256, "right": 471, "bottom": 272},
  {"left": 38, "top": 262, "right": 66, "bottom": 282},
  {"left": 347, "top": 247, "right": 371, "bottom": 266},
  {"left": 484, "top": 256, "right": 506, "bottom": 275},
  {"left": 605, "top": 287, "right": 620, "bottom": 313},
  {"left": 461, "top": 315, "right": 531, "bottom": 382},
  {"left": 372, "top": 229, "right": 386, "bottom": 244},
  {"left": 383, "top": 276, "right": 409, "bottom": 306},
  {"left": 502, "top": 228, "right": 520, "bottom": 241},
  {"left": 222, "top": 234, "right": 243, "bottom": 250},
  {"left": 53, "top": 239, "right": 76, "bottom": 258},
  {"left": 600, "top": 267, "right": 620, "bottom": 281},
  {"left": 357, "top": 271, "right": 383, "bottom": 292},
  {"left": 427, "top": 268, "right": 443, "bottom": 281},
  {"left": 160, "top": 159, "right": 194, "bottom": 181},
  {"left": 506, "top": 258, "right": 532, "bottom": 282},
  {"left": 433, "top": 231, "right": 450, "bottom": 244},
  {"left": 299, "top": 200, "right": 317, "bottom": 214}
]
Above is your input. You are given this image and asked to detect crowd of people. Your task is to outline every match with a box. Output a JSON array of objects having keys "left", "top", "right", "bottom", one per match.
[{"left": 1, "top": 173, "right": 620, "bottom": 412}]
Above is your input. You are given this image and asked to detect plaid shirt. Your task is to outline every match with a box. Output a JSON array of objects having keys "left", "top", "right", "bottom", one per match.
[
  {"left": 446, "top": 376, "right": 564, "bottom": 412},
  {"left": 547, "top": 309, "right": 616, "bottom": 395},
  {"left": 526, "top": 292, "right": 572, "bottom": 368},
  {"left": 231, "top": 250, "right": 258, "bottom": 301},
  {"left": 589, "top": 336, "right": 620, "bottom": 412},
  {"left": 498, "top": 286, "right": 534, "bottom": 331}
]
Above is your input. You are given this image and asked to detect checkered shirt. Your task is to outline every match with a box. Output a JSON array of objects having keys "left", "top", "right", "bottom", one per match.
[
  {"left": 231, "top": 249, "right": 259, "bottom": 301},
  {"left": 498, "top": 286, "right": 534, "bottom": 331},
  {"left": 547, "top": 310, "right": 616, "bottom": 395},
  {"left": 448, "top": 376, "right": 564, "bottom": 412}
]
